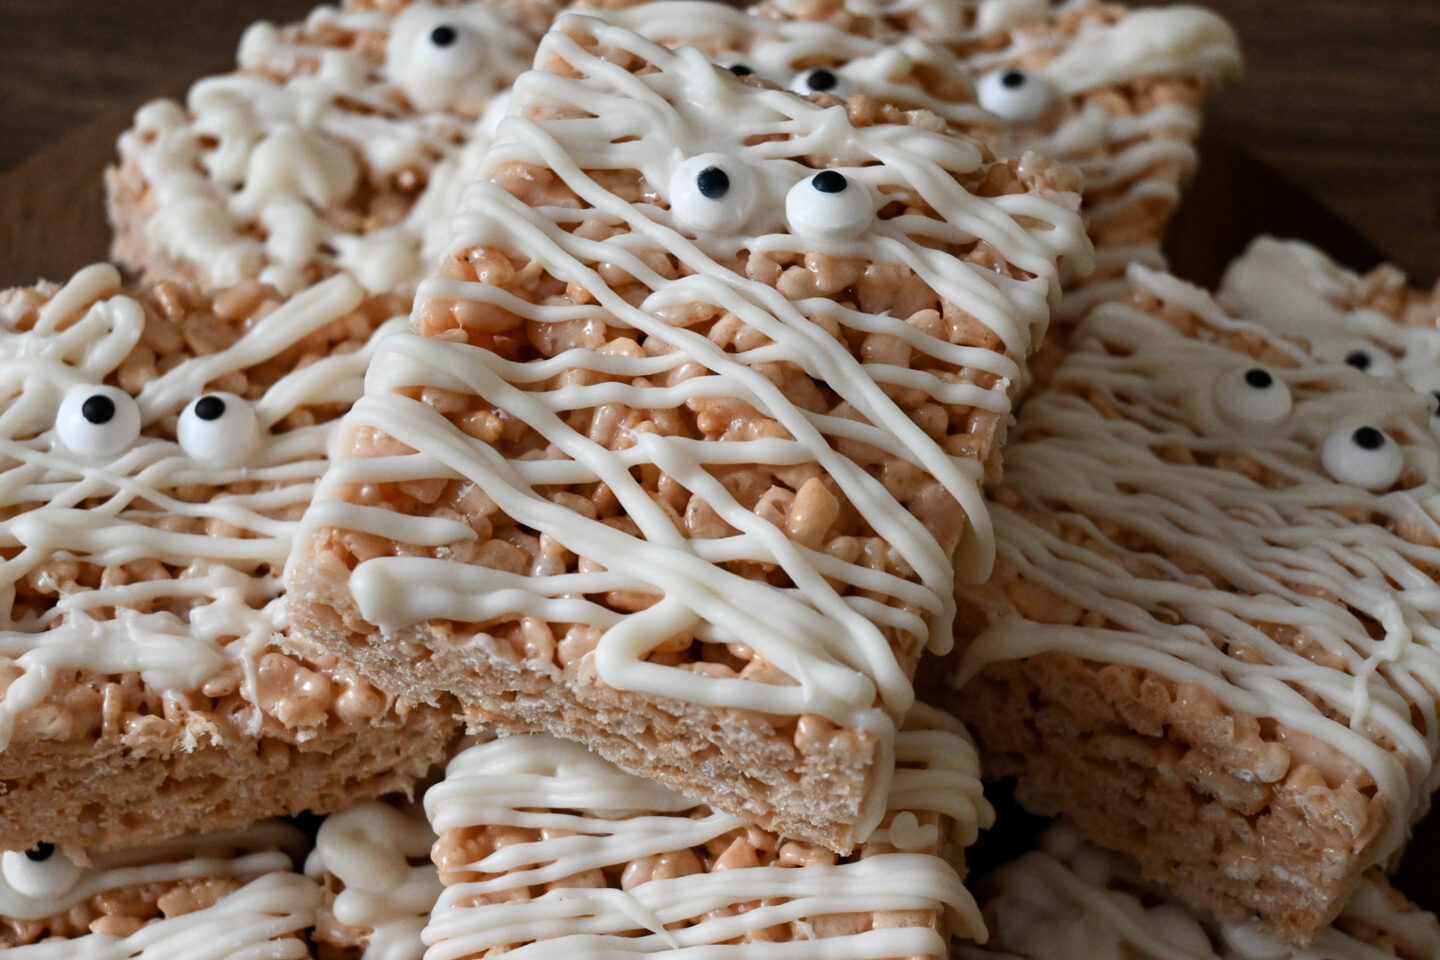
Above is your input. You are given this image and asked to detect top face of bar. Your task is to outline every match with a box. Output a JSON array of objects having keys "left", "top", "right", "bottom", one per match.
[
  {"left": 956, "top": 823, "right": 1440, "bottom": 960},
  {"left": 955, "top": 262, "right": 1440, "bottom": 860},
  {"left": 423, "top": 707, "right": 991, "bottom": 960},
  {"left": 299, "top": 11, "right": 1087, "bottom": 823},
  {"left": 0, "top": 266, "right": 407, "bottom": 751},
  {"left": 109, "top": 0, "right": 560, "bottom": 295}
]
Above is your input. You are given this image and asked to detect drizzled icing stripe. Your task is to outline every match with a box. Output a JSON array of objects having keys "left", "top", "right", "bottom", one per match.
[
  {"left": 954, "top": 263, "right": 1440, "bottom": 863},
  {"left": 0, "top": 264, "right": 407, "bottom": 750},
  {"left": 112, "top": 0, "right": 555, "bottom": 294},
  {"left": 300, "top": 10, "right": 1086, "bottom": 838},
  {"left": 305, "top": 801, "right": 441, "bottom": 960},
  {"left": 956, "top": 823, "right": 1440, "bottom": 960},
  {"left": 422, "top": 709, "right": 991, "bottom": 960},
  {"left": 7, "top": 871, "right": 320, "bottom": 960}
]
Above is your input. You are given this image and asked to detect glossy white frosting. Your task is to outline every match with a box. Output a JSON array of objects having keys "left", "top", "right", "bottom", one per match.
[
  {"left": 423, "top": 708, "right": 991, "bottom": 959},
  {"left": 955, "top": 262, "right": 1440, "bottom": 865},
  {"left": 0, "top": 264, "right": 407, "bottom": 750},
  {"left": 297, "top": 10, "right": 1087, "bottom": 838}
]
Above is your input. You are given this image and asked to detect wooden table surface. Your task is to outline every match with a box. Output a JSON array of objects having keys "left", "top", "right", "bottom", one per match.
[{"left": 3, "top": 0, "right": 1438, "bottom": 286}]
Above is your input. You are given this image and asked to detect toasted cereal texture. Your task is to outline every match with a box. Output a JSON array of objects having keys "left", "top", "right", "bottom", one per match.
[
  {"left": 421, "top": 705, "right": 991, "bottom": 959},
  {"left": 954, "top": 822, "right": 1440, "bottom": 960},
  {"left": 285, "top": 11, "right": 1089, "bottom": 852},
  {"left": 306, "top": 799, "right": 440, "bottom": 960},
  {"left": 0, "top": 264, "right": 456, "bottom": 852},
  {"left": 106, "top": 0, "right": 560, "bottom": 296},
  {"left": 0, "top": 820, "right": 316, "bottom": 954},
  {"left": 938, "top": 260, "right": 1440, "bottom": 945}
]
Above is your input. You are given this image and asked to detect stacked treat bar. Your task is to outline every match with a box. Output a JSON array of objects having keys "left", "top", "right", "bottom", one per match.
[{"left": 1, "top": 0, "right": 1438, "bottom": 957}]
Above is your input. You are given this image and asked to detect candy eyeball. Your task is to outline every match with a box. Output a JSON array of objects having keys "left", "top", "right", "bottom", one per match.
[
  {"left": 668, "top": 154, "right": 761, "bottom": 235},
  {"left": 2, "top": 844, "right": 83, "bottom": 900},
  {"left": 1333, "top": 342, "right": 1398, "bottom": 379},
  {"left": 976, "top": 67, "right": 1056, "bottom": 123},
  {"left": 386, "top": 3, "right": 511, "bottom": 112},
  {"left": 1321, "top": 424, "right": 1404, "bottom": 491},
  {"left": 785, "top": 170, "right": 875, "bottom": 242},
  {"left": 1213, "top": 366, "right": 1292, "bottom": 428},
  {"left": 177, "top": 393, "right": 262, "bottom": 469},
  {"left": 791, "top": 68, "right": 852, "bottom": 98},
  {"left": 55, "top": 384, "right": 142, "bottom": 459}
]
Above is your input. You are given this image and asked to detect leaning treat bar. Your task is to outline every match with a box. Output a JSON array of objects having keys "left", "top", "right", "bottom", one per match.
[
  {"left": 0, "top": 819, "right": 318, "bottom": 957},
  {"left": 107, "top": 0, "right": 559, "bottom": 296},
  {"left": 939, "top": 261, "right": 1440, "bottom": 943},
  {"left": 306, "top": 799, "right": 440, "bottom": 960},
  {"left": 954, "top": 822, "right": 1440, "bottom": 960},
  {"left": 285, "top": 11, "right": 1090, "bottom": 851},
  {"left": 422, "top": 705, "right": 992, "bottom": 959},
  {"left": 0, "top": 264, "right": 454, "bottom": 852}
]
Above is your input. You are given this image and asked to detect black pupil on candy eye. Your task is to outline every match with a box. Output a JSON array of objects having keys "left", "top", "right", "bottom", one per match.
[
  {"left": 1353, "top": 426, "right": 1385, "bottom": 450},
  {"left": 80, "top": 395, "right": 115, "bottom": 425},
  {"left": 24, "top": 843, "right": 53, "bottom": 862},
  {"left": 695, "top": 167, "right": 729, "bottom": 200},
  {"left": 1001, "top": 69, "right": 1027, "bottom": 89},
  {"left": 812, "top": 170, "right": 847, "bottom": 194},
  {"left": 430, "top": 25, "right": 458, "bottom": 47},
  {"left": 195, "top": 395, "right": 227, "bottom": 421},
  {"left": 1345, "top": 350, "right": 1372, "bottom": 370},
  {"left": 1243, "top": 368, "right": 1273, "bottom": 389},
  {"left": 1431, "top": 391, "right": 1440, "bottom": 414},
  {"left": 728, "top": 64, "right": 753, "bottom": 76},
  {"left": 805, "top": 69, "right": 838, "bottom": 91}
]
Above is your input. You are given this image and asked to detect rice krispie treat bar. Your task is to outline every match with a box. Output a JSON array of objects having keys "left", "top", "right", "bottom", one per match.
[
  {"left": 306, "top": 799, "right": 440, "bottom": 959},
  {"left": 0, "top": 819, "right": 318, "bottom": 956},
  {"left": 422, "top": 705, "right": 993, "bottom": 959},
  {"left": 938, "top": 261, "right": 1440, "bottom": 943},
  {"left": 284, "top": 11, "right": 1090, "bottom": 851},
  {"left": 0, "top": 264, "right": 455, "bottom": 852},
  {"left": 954, "top": 823, "right": 1440, "bottom": 960},
  {"left": 107, "top": 0, "right": 559, "bottom": 296}
]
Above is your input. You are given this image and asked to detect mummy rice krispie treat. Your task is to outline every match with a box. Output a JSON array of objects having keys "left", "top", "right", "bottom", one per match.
[
  {"left": 283, "top": 11, "right": 1091, "bottom": 851},
  {"left": 107, "top": 0, "right": 559, "bottom": 297},
  {"left": 953, "top": 823, "right": 1440, "bottom": 960},
  {"left": 938, "top": 261, "right": 1440, "bottom": 942},
  {"left": 0, "top": 819, "right": 318, "bottom": 956},
  {"left": 422, "top": 706, "right": 992, "bottom": 959},
  {"left": 0, "top": 264, "right": 455, "bottom": 852}
]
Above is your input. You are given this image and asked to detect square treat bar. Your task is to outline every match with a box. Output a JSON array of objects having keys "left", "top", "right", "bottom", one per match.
[
  {"left": 742, "top": 0, "right": 1240, "bottom": 326},
  {"left": 954, "top": 822, "right": 1440, "bottom": 960},
  {"left": 285, "top": 11, "right": 1090, "bottom": 851},
  {"left": 0, "top": 264, "right": 455, "bottom": 852},
  {"left": 107, "top": 0, "right": 559, "bottom": 296},
  {"left": 423, "top": 705, "right": 992, "bottom": 959},
  {"left": 938, "top": 261, "right": 1440, "bottom": 943},
  {"left": 0, "top": 819, "right": 317, "bottom": 956}
]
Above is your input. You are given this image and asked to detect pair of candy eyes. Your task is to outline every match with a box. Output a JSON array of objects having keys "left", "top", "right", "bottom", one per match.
[
  {"left": 1, "top": 843, "right": 82, "bottom": 900},
  {"left": 1215, "top": 366, "right": 1406, "bottom": 491},
  {"left": 729, "top": 62, "right": 1057, "bottom": 124},
  {"left": 669, "top": 159, "right": 874, "bottom": 240},
  {"left": 54, "top": 385, "right": 261, "bottom": 468}
]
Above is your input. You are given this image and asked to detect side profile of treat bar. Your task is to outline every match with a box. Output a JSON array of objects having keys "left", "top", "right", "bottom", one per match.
[
  {"left": 285, "top": 11, "right": 1090, "bottom": 851},
  {"left": 954, "top": 822, "right": 1440, "bottom": 960},
  {"left": 0, "top": 819, "right": 318, "bottom": 957},
  {"left": 0, "top": 264, "right": 455, "bottom": 852},
  {"left": 422, "top": 705, "right": 992, "bottom": 959},
  {"left": 938, "top": 260, "right": 1440, "bottom": 943},
  {"left": 107, "top": 0, "right": 559, "bottom": 296}
]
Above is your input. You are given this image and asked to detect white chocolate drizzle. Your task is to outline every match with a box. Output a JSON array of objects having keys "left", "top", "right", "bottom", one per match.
[
  {"left": 956, "top": 822, "right": 1440, "bottom": 960},
  {"left": 422, "top": 709, "right": 991, "bottom": 959},
  {"left": 0, "top": 264, "right": 407, "bottom": 750},
  {"left": 113, "top": 0, "right": 554, "bottom": 294},
  {"left": 300, "top": 11, "right": 1087, "bottom": 837},
  {"left": 954, "top": 263, "right": 1440, "bottom": 864},
  {"left": 306, "top": 800, "right": 441, "bottom": 960}
]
